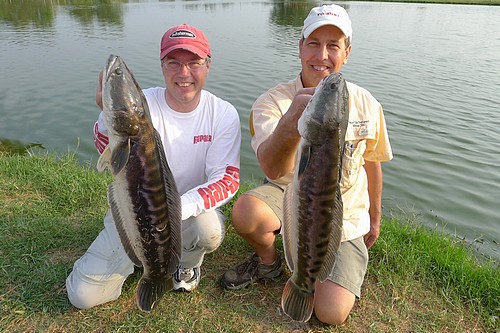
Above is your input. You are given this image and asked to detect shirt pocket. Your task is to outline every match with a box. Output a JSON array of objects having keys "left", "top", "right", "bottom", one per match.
[{"left": 340, "top": 140, "right": 366, "bottom": 190}]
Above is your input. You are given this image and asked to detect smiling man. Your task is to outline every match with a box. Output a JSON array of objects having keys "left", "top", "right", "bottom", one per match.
[
  {"left": 67, "top": 24, "right": 241, "bottom": 310},
  {"left": 220, "top": 4, "right": 392, "bottom": 325}
]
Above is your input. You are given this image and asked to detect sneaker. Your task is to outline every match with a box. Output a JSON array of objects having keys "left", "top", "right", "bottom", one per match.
[
  {"left": 220, "top": 252, "right": 282, "bottom": 290},
  {"left": 173, "top": 266, "right": 200, "bottom": 292}
]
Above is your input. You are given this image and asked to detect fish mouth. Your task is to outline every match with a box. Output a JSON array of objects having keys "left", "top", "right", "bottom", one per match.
[{"left": 105, "top": 54, "right": 122, "bottom": 82}]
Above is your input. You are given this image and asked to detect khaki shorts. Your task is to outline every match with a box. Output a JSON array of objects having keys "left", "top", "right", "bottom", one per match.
[{"left": 245, "top": 182, "right": 369, "bottom": 297}]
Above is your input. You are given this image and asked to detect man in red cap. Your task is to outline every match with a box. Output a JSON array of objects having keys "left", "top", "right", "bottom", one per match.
[
  {"left": 66, "top": 24, "right": 241, "bottom": 309},
  {"left": 220, "top": 4, "right": 392, "bottom": 325}
]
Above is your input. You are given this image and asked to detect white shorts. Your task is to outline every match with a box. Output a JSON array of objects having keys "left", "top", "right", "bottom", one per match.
[{"left": 66, "top": 209, "right": 225, "bottom": 309}]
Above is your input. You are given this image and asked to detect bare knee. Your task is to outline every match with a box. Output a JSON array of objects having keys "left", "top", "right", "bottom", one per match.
[
  {"left": 314, "top": 281, "right": 355, "bottom": 325},
  {"left": 232, "top": 194, "right": 280, "bottom": 234},
  {"left": 231, "top": 194, "right": 259, "bottom": 234},
  {"left": 314, "top": 306, "right": 350, "bottom": 325}
]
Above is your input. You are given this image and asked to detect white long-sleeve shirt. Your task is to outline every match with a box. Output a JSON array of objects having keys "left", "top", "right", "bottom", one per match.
[{"left": 94, "top": 87, "right": 241, "bottom": 220}]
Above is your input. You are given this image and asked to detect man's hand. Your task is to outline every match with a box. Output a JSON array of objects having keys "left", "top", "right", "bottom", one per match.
[
  {"left": 363, "top": 161, "right": 383, "bottom": 250},
  {"left": 284, "top": 88, "right": 316, "bottom": 132},
  {"left": 363, "top": 222, "right": 380, "bottom": 249},
  {"left": 257, "top": 87, "right": 315, "bottom": 180}
]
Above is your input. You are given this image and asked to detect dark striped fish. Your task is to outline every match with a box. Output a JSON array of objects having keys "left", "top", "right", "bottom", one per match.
[
  {"left": 281, "top": 73, "right": 349, "bottom": 322},
  {"left": 97, "top": 54, "right": 182, "bottom": 312}
]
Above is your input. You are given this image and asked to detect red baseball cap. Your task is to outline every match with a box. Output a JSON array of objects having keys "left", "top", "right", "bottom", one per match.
[{"left": 160, "top": 24, "right": 211, "bottom": 60}]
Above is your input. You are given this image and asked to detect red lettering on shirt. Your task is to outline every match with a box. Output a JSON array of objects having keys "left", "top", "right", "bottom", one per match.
[
  {"left": 197, "top": 166, "right": 240, "bottom": 209},
  {"left": 193, "top": 135, "right": 212, "bottom": 144},
  {"left": 93, "top": 122, "right": 109, "bottom": 154},
  {"left": 198, "top": 187, "right": 217, "bottom": 209}
]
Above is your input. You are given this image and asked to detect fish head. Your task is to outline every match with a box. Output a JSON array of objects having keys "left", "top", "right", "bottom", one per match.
[
  {"left": 298, "top": 73, "right": 348, "bottom": 144},
  {"left": 102, "top": 54, "right": 150, "bottom": 137}
]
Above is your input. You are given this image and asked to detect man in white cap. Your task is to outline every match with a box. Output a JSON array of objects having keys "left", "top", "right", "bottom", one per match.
[
  {"left": 220, "top": 4, "right": 392, "bottom": 325},
  {"left": 67, "top": 24, "right": 241, "bottom": 309}
]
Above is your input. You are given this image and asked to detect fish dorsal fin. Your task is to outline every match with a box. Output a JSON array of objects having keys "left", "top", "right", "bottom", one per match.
[
  {"left": 154, "top": 129, "right": 182, "bottom": 272},
  {"left": 318, "top": 186, "right": 344, "bottom": 282},
  {"left": 107, "top": 182, "right": 142, "bottom": 267}
]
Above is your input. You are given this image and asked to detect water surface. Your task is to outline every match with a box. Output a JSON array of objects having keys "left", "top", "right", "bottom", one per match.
[{"left": 1, "top": 0, "right": 498, "bottom": 261}]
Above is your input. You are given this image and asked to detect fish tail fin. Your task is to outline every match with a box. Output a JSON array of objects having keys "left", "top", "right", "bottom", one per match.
[
  {"left": 136, "top": 277, "right": 173, "bottom": 312},
  {"left": 281, "top": 279, "right": 314, "bottom": 322}
]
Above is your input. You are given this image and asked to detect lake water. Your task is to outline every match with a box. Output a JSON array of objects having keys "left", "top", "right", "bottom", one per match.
[{"left": 1, "top": 0, "right": 498, "bottom": 262}]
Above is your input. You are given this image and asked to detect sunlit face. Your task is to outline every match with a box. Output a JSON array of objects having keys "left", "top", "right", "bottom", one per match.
[
  {"left": 161, "top": 49, "right": 210, "bottom": 113},
  {"left": 299, "top": 25, "right": 351, "bottom": 88}
]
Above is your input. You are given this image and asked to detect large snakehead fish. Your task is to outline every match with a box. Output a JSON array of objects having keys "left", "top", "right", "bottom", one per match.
[
  {"left": 282, "top": 72, "right": 349, "bottom": 322},
  {"left": 97, "top": 54, "right": 182, "bottom": 312}
]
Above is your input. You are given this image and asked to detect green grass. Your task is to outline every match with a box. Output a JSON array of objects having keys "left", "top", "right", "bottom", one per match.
[
  {"left": 0, "top": 152, "right": 498, "bottom": 332},
  {"left": 373, "top": 216, "right": 498, "bottom": 313}
]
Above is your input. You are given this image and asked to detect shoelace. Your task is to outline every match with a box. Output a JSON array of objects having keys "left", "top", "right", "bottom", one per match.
[
  {"left": 236, "top": 255, "right": 260, "bottom": 275},
  {"left": 176, "top": 268, "right": 194, "bottom": 281}
]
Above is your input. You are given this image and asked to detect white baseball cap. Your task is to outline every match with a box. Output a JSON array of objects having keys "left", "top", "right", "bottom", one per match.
[{"left": 302, "top": 4, "right": 352, "bottom": 41}]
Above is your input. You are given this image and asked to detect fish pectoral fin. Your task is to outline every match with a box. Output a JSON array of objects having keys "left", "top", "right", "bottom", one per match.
[
  {"left": 96, "top": 146, "right": 112, "bottom": 172},
  {"left": 110, "top": 138, "right": 131, "bottom": 176},
  {"left": 297, "top": 144, "right": 311, "bottom": 179}
]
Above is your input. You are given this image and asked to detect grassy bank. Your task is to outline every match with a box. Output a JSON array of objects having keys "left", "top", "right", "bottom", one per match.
[{"left": 0, "top": 152, "right": 498, "bottom": 332}]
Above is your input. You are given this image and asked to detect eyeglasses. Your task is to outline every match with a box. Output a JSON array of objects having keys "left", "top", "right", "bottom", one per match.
[{"left": 162, "top": 58, "right": 208, "bottom": 71}]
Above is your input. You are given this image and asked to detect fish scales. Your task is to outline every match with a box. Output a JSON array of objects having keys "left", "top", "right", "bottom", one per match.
[
  {"left": 98, "top": 54, "right": 182, "bottom": 312},
  {"left": 282, "top": 73, "right": 349, "bottom": 322},
  {"left": 124, "top": 135, "right": 173, "bottom": 263}
]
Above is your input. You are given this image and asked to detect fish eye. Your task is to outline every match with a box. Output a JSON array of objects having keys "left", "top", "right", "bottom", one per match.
[{"left": 114, "top": 68, "right": 122, "bottom": 75}]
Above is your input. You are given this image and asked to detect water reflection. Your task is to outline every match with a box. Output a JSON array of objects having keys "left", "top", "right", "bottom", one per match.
[
  {"left": 0, "top": 0, "right": 335, "bottom": 30},
  {"left": 0, "top": 0, "right": 127, "bottom": 28},
  {"left": 183, "top": 2, "right": 232, "bottom": 12},
  {"left": 270, "top": 0, "right": 319, "bottom": 27},
  {"left": 67, "top": 0, "right": 125, "bottom": 26},
  {"left": 0, "top": 0, "right": 56, "bottom": 27}
]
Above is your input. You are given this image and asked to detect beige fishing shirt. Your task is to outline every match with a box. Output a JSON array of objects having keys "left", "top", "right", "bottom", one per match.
[{"left": 250, "top": 75, "right": 393, "bottom": 241}]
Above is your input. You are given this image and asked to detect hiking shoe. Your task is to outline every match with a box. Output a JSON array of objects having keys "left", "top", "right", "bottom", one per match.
[
  {"left": 220, "top": 252, "right": 282, "bottom": 290},
  {"left": 173, "top": 266, "right": 200, "bottom": 292}
]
